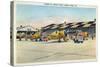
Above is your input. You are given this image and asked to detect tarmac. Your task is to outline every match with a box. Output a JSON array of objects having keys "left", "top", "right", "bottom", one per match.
[{"left": 16, "top": 38, "right": 96, "bottom": 64}]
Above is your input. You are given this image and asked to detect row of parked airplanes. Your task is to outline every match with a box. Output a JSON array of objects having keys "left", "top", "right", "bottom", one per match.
[
  {"left": 16, "top": 29, "right": 90, "bottom": 43},
  {"left": 16, "top": 19, "right": 96, "bottom": 42}
]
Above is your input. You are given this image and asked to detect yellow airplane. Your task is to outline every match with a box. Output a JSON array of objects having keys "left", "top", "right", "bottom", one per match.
[
  {"left": 47, "top": 30, "right": 68, "bottom": 42},
  {"left": 31, "top": 31, "right": 41, "bottom": 41},
  {"left": 31, "top": 29, "right": 68, "bottom": 42}
]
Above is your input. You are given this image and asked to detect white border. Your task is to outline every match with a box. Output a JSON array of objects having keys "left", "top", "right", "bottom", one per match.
[
  {"left": 14, "top": 59, "right": 96, "bottom": 66},
  {"left": 12, "top": 1, "right": 98, "bottom": 66},
  {"left": 13, "top": 1, "right": 16, "bottom": 65},
  {"left": 15, "top": 1, "right": 97, "bottom": 8}
]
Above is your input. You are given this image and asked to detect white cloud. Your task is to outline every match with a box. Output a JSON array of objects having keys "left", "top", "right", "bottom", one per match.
[{"left": 16, "top": 16, "right": 88, "bottom": 29}]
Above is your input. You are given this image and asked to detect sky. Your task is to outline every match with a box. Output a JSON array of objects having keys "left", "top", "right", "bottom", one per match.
[{"left": 16, "top": 4, "right": 96, "bottom": 28}]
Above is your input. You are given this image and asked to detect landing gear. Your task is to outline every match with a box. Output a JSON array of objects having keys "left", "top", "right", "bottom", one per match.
[
  {"left": 63, "top": 36, "right": 68, "bottom": 42},
  {"left": 58, "top": 38, "right": 61, "bottom": 42}
]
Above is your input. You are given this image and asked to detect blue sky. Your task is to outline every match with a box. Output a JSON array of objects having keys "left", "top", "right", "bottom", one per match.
[{"left": 16, "top": 4, "right": 96, "bottom": 23}]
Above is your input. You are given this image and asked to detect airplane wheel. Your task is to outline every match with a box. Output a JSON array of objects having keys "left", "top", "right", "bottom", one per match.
[{"left": 63, "top": 37, "right": 68, "bottom": 42}]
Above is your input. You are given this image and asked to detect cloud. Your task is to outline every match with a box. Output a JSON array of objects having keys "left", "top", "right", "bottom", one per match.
[{"left": 16, "top": 16, "right": 89, "bottom": 28}]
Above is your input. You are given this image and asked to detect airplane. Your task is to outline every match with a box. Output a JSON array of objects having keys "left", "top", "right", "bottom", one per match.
[{"left": 29, "top": 19, "right": 96, "bottom": 42}]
